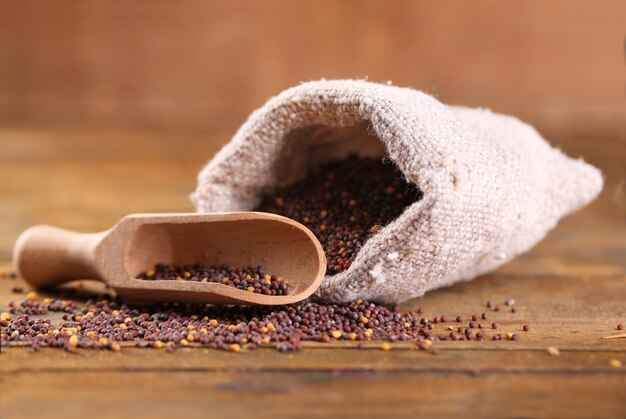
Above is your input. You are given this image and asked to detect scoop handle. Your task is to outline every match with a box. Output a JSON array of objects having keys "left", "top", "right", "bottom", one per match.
[{"left": 12, "top": 225, "right": 105, "bottom": 288}]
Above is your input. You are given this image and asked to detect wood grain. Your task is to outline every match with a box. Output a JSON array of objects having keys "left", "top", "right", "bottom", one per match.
[
  {"left": 0, "top": 128, "right": 624, "bottom": 418},
  {"left": 1, "top": 0, "right": 625, "bottom": 139}
]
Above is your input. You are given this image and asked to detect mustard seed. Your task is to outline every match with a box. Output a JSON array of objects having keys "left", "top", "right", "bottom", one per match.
[
  {"left": 137, "top": 264, "right": 291, "bottom": 296},
  {"left": 255, "top": 155, "right": 422, "bottom": 275},
  {"left": 523, "top": 324, "right": 530, "bottom": 331}
]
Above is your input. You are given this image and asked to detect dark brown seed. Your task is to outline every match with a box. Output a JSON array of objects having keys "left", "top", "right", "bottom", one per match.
[
  {"left": 617, "top": 324, "right": 623, "bottom": 331},
  {"left": 523, "top": 324, "right": 530, "bottom": 331},
  {"left": 255, "top": 155, "right": 422, "bottom": 275},
  {"left": 491, "top": 322, "right": 498, "bottom": 329}
]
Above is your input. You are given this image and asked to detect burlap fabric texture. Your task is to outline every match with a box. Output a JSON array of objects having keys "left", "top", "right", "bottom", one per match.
[{"left": 191, "top": 80, "right": 603, "bottom": 303}]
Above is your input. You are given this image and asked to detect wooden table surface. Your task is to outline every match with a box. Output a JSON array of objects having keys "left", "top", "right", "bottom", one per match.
[{"left": 0, "top": 127, "right": 624, "bottom": 418}]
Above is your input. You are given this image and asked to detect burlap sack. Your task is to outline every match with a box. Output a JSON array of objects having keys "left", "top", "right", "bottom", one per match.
[{"left": 191, "top": 80, "right": 603, "bottom": 303}]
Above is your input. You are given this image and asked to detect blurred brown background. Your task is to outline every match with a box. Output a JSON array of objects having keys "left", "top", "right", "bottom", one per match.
[
  {"left": 0, "top": 0, "right": 624, "bottom": 257},
  {"left": 2, "top": 1, "right": 625, "bottom": 136}
]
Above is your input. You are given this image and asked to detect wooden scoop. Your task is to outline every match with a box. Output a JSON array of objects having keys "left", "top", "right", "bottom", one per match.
[{"left": 13, "top": 213, "right": 326, "bottom": 305}]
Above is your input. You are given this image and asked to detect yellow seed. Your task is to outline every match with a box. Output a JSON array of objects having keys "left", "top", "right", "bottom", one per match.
[
  {"left": 260, "top": 326, "right": 269, "bottom": 334},
  {"left": 247, "top": 286, "right": 255, "bottom": 292},
  {"left": 176, "top": 276, "right": 183, "bottom": 281},
  {"left": 86, "top": 331, "right": 96, "bottom": 339},
  {"left": 320, "top": 224, "right": 327, "bottom": 231},
  {"left": 546, "top": 346, "right": 560, "bottom": 356},
  {"left": 187, "top": 334, "right": 195, "bottom": 342},
  {"left": 264, "top": 274, "right": 271, "bottom": 281},
  {"left": 180, "top": 339, "right": 189, "bottom": 347},
  {"left": 209, "top": 319, "right": 218, "bottom": 327},
  {"left": 43, "top": 297, "right": 51, "bottom": 305},
  {"left": 11, "top": 331, "right": 19, "bottom": 337},
  {"left": 146, "top": 270, "right": 155, "bottom": 277},
  {"left": 348, "top": 332, "right": 357, "bottom": 341},
  {"left": 246, "top": 274, "right": 252, "bottom": 280},
  {"left": 52, "top": 330, "right": 60, "bottom": 335},
  {"left": 68, "top": 335, "right": 79, "bottom": 347},
  {"left": 119, "top": 323, "right": 127, "bottom": 329},
  {"left": 184, "top": 272, "right": 191, "bottom": 278},
  {"left": 359, "top": 316, "right": 369, "bottom": 324},
  {"left": 381, "top": 342, "right": 391, "bottom": 351},
  {"left": 190, "top": 315, "right": 198, "bottom": 320},
  {"left": 85, "top": 312, "right": 94, "bottom": 318},
  {"left": 423, "top": 339, "right": 432, "bottom": 347},
  {"left": 241, "top": 337, "right": 248, "bottom": 344},
  {"left": 221, "top": 277, "right": 230, "bottom": 284},
  {"left": 111, "top": 343, "right": 121, "bottom": 352},
  {"left": 201, "top": 278, "right": 208, "bottom": 283},
  {"left": 266, "top": 322, "right": 276, "bottom": 332},
  {"left": 355, "top": 299, "right": 363, "bottom": 305},
  {"left": 202, "top": 316, "right": 209, "bottom": 321},
  {"left": 111, "top": 310, "right": 120, "bottom": 317},
  {"left": 331, "top": 330, "right": 342, "bottom": 339},
  {"left": 76, "top": 326, "right": 81, "bottom": 331},
  {"left": 609, "top": 359, "right": 622, "bottom": 368},
  {"left": 320, "top": 210, "right": 328, "bottom": 218},
  {"left": 403, "top": 322, "right": 411, "bottom": 328},
  {"left": 75, "top": 315, "right": 82, "bottom": 322},
  {"left": 26, "top": 291, "right": 38, "bottom": 301},
  {"left": 364, "top": 328, "right": 373, "bottom": 338},
  {"left": 505, "top": 332, "right": 513, "bottom": 340},
  {"left": 200, "top": 328, "right": 208, "bottom": 334},
  {"left": 0, "top": 312, "right": 11, "bottom": 321},
  {"left": 154, "top": 340, "right": 164, "bottom": 349},
  {"left": 261, "top": 337, "right": 271, "bottom": 345},
  {"left": 98, "top": 337, "right": 108, "bottom": 346},
  {"left": 229, "top": 343, "right": 241, "bottom": 353}
]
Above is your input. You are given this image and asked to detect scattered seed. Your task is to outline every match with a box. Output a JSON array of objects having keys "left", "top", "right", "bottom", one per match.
[
  {"left": 547, "top": 346, "right": 560, "bottom": 356},
  {"left": 523, "top": 324, "right": 530, "bottom": 332},
  {"left": 609, "top": 359, "right": 622, "bottom": 368},
  {"left": 617, "top": 324, "right": 624, "bottom": 331}
]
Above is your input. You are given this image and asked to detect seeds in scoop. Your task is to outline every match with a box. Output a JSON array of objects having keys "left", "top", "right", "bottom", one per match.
[{"left": 136, "top": 264, "right": 291, "bottom": 296}]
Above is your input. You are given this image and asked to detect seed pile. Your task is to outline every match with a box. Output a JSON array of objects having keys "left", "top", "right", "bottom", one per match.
[
  {"left": 1, "top": 289, "right": 527, "bottom": 353},
  {"left": 256, "top": 155, "right": 422, "bottom": 275},
  {"left": 136, "top": 264, "right": 291, "bottom": 296}
]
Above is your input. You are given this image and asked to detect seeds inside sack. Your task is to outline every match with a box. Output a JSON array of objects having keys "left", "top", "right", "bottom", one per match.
[{"left": 255, "top": 155, "right": 423, "bottom": 275}]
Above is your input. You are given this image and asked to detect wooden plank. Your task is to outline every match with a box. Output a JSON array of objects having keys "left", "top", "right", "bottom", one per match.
[
  {"left": 1, "top": 0, "right": 625, "bottom": 136},
  {"left": 0, "top": 128, "right": 623, "bottom": 417},
  {"left": 1, "top": 371, "right": 624, "bottom": 419},
  {"left": 1, "top": 346, "right": 625, "bottom": 374}
]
